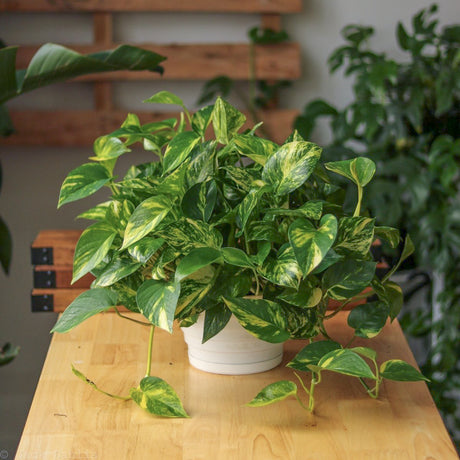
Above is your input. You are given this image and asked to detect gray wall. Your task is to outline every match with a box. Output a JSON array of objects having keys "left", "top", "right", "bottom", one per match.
[{"left": 0, "top": 1, "right": 459, "bottom": 456}]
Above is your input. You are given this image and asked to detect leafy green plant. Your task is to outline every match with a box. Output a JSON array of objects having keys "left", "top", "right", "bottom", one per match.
[
  {"left": 54, "top": 92, "right": 424, "bottom": 418},
  {"left": 0, "top": 42, "right": 166, "bottom": 365},
  {"left": 294, "top": 4, "right": 459, "bottom": 438}
]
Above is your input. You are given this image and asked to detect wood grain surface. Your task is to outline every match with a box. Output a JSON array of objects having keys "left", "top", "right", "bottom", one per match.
[{"left": 16, "top": 312, "right": 457, "bottom": 459}]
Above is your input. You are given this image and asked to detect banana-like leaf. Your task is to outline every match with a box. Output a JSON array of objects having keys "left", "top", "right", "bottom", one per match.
[
  {"left": 380, "top": 360, "right": 429, "bottom": 382},
  {"left": 262, "top": 141, "right": 322, "bottom": 196},
  {"left": 288, "top": 214, "right": 338, "bottom": 276},
  {"left": 325, "top": 157, "right": 376, "bottom": 187},
  {"left": 136, "top": 279, "right": 181, "bottom": 332},
  {"left": 287, "top": 340, "right": 342, "bottom": 372},
  {"left": 347, "top": 301, "right": 389, "bottom": 338},
  {"left": 130, "top": 376, "right": 189, "bottom": 418},
  {"left": 334, "top": 216, "right": 375, "bottom": 258},
  {"left": 246, "top": 380, "right": 297, "bottom": 407},
  {"left": 318, "top": 349, "right": 376, "bottom": 379}
]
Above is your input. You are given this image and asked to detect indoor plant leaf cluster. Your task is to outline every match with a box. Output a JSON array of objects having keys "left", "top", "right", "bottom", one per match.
[
  {"left": 54, "top": 93, "right": 424, "bottom": 418},
  {"left": 294, "top": 4, "right": 459, "bottom": 438}
]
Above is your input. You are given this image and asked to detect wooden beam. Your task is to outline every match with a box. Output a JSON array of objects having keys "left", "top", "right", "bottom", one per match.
[
  {"left": 15, "top": 43, "right": 301, "bottom": 81},
  {"left": 4, "top": 109, "right": 299, "bottom": 146},
  {"left": 0, "top": 0, "right": 302, "bottom": 13},
  {"left": 261, "top": 13, "right": 282, "bottom": 31}
]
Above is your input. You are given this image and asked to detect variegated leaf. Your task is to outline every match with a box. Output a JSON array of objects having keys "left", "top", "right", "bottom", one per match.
[
  {"left": 162, "top": 131, "right": 200, "bottom": 175},
  {"left": 246, "top": 380, "right": 297, "bottom": 407},
  {"left": 380, "top": 360, "right": 428, "bottom": 382},
  {"left": 191, "top": 105, "right": 213, "bottom": 137},
  {"left": 236, "top": 188, "right": 265, "bottom": 235},
  {"left": 260, "top": 245, "right": 302, "bottom": 289},
  {"left": 288, "top": 214, "right": 338, "bottom": 276},
  {"left": 92, "top": 257, "right": 142, "bottom": 287},
  {"left": 89, "top": 135, "right": 130, "bottom": 161},
  {"left": 233, "top": 133, "right": 278, "bottom": 165},
  {"left": 212, "top": 97, "right": 246, "bottom": 144},
  {"left": 223, "top": 165, "right": 256, "bottom": 193},
  {"left": 105, "top": 199, "right": 135, "bottom": 234},
  {"left": 280, "top": 304, "right": 320, "bottom": 339},
  {"left": 318, "top": 349, "right": 376, "bottom": 379},
  {"left": 222, "top": 297, "right": 289, "bottom": 343},
  {"left": 347, "top": 301, "right": 389, "bottom": 338},
  {"left": 128, "top": 237, "right": 165, "bottom": 263},
  {"left": 121, "top": 195, "right": 172, "bottom": 249},
  {"left": 311, "top": 249, "right": 343, "bottom": 274},
  {"left": 374, "top": 226, "right": 400, "bottom": 249},
  {"left": 277, "top": 279, "right": 322, "bottom": 308},
  {"left": 144, "top": 90, "right": 186, "bottom": 109},
  {"left": 322, "top": 259, "right": 376, "bottom": 300},
  {"left": 130, "top": 376, "right": 189, "bottom": 418},
  {"left": 58, "top": 163, "right": 111, "bottom": 207},
  {"left": 175, "top": 247, "right": 222, "bottom": 282},
  {"left": 72, "top": 222, "right": 117, "bottom": 283},
  {"left": 325, "top": 157, "right": 376, "bottom": 187},
  {"left": 247, "top": 221, "right": 283, "bottom": 244},
  {"left": 51, "top": 288, "right": 117, "bottom": 333},
  {"left": 221, "top": 247, "right": 255, "bottom": 269},
  {"left": 76, "top": 201, "right": 111, "bottom": 221},
  {"left": 265, "top": 201, "right": 323, "bottom": 221},
  {"left": 262, "top": 141, "right": 322, "bottom": 196},
  {"left": 334, "top": 216, "right": 375, "bottom": 258},
  {"left": 185, "top": 140, "right": 216, "bottom": 187},
  {"left": 287, "top": 340, "right": 342, "bottom": 372},
  {"left": 136, "top": 279, "right": 181, "bottom": 332},
  {"left": 181, "top": 180, "right": 217, "bottom": 222},
  {"left": 203, "top": 304, "right": 232, "bottom": 342}
]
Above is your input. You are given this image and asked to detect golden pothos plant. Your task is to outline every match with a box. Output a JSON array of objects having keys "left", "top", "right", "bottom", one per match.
[{"left": 53, "top": 93, "right": 426, "bottom": 418}]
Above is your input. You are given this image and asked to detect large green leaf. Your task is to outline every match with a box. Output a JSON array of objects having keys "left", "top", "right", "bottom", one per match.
[
  {"left": 76, "top": 202, "right": 111, "bottom": 221},
  {"left": 72, "top": 222, "right": 117, "bottom": 283},
  {"left": 121, "top": 195, "right": 172, "bottom": 249},
  {"left": 233, "top": 134, "right": 278, "bottom": 165},
  {"left": 175, "top": 247, "right": 222, "bottom": 282},
  {"left": 311, "top": 249, "right": 343, "bottom": 275},
  {"left": 265, "top": 201, "right": 323, "bottom": 221},
  {"left": 334, "top": 217, "right": 375, "bottom": 258},
  {"left": 128, "top": 237, "right": 164, "bottom": 264},
  {"left": 136, "top": 280, "right": 181, "bottom": 332},
  {"left": 212, "top": 97, "right": 246, "bottom": 144},
  {"left": 287, "top": 340, "right": 342, "bottom": 372},
  {"left": 130, "top": 376, "right": 189, "bottom": 418},
  {"left": 90, "top": 136, "right": 130, "bottom": 162},
  {"left": 280, "top": 304, "right": 320, "bottom": 339},
  {"left": 246, "top": 381, "right": 297, "bottom": 407},
  {"left": 380, "top": 360, "right": 429, "bottom": 382},
  {"left": 105, "top": 199, "right": 135, "bottom": 233},
  {"left": 19, "top": 44, "right": 165, "bottom": 97},
  {"left": 323, "top": 259, "right": 376, "bottom": 300},
  {"left": 288, "top": 214, "right": 338, "bottom": 276},
  {"left": 374, "top": 226, "right": 400, "bottom": 249},
  {"left": 51, "top": 288, "right": 117, "bottom": 333},
  {"left": 222, "top": 297, "right": 290, "bottom": 343},
  {"left": 347, "top": 301, "right": 389, "bottom": 338},
  {"left": 92, "top": 257, "right": 142, "bottom": 287},
  {"left": 181, "top": 180, "right": 217, "bottom": 222},
  {"left": 203, "top": 305, "right": 232, "bottom": 343},
  {"left": 221, "top": 247, "right": 255, "bottom": 269},
  {"left": 163, "top": 131, "right": 201, "bottom": 174},
  {"left": 277, "top": 279, "right": 322, "bottom": 308},
  {"left": 58, "top": 163, "right": 112, "bottom": 208},
  {"left": 260, "top": 245, "right": 302, "bottom": 289},
  {"left": 318, "top": 349, "right": 376, "bottom": 379},
  {"left": 325, "top": 157, "right": 376, "bottom": 187},
  {"left": 262, "top": 141, "right": 322, "bottom": 196}
]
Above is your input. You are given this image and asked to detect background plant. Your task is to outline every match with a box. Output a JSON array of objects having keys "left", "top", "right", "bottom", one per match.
[
  {"left": 294, "top": 4, "right": 459, "bottom": 440},
  {"left": 54, "top": 93, "right": 423, "bottom": 418},
  {"left": 0, "top": 42, "right": 166, "bottom": 365}
]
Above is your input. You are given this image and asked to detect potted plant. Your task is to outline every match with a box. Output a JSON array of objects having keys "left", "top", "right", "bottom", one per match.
[{"left": 53, "top": 93, "right": 426, "bottom": 418}]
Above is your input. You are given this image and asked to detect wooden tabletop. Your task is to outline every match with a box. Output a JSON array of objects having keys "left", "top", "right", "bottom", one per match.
[{"left": 16, "top": 312, "right": 457, "bottom": 460}]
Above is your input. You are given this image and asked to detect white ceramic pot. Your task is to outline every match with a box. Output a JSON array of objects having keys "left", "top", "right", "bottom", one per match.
[{"left": 181, "top": 314, "right": 284, "bottom": 375}]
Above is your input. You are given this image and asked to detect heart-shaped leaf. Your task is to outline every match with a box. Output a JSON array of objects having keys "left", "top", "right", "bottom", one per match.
[
  {"left": 163, "top": 131, "right": 201, "bottom": 175},
  {"left": 144, "top": 91, "right": 186, "bottom": 108},
  {"left": 347, "top": 301, "right": 389, "bottom": 338},
  {"left": 318, "top": 349, "right": 376, "bottom": 379},
  {"left": 92, "top": 257, "right": 142, "bottom": 287},
  {"left": 128, "top": 237, "right": 165, "bottom": 264},
  {"left": 287, "top": 340, "right": 342, "bottom": 372},
  {"left": 90, "top": 135, "right": 130, "bottom": 161},
  {"left": 212, "top": 97, "right": 246, "bottom": 144},
  {"left": 246, "top": 380, "right": 297, "bottom": 407},
  {"left": 325, "top": 157, "right": 376, "bottom": 187},
  {"left": 380, "top": 360, "right": 429, "bottom": 382},
  {"left": 334, "top": 216, "right": 375, "bottom": 258},
  {"left": 233, "top": 134, "right": 278, "bottom": 165},
  {"left": 260, "top": 245, "right": 302, "bottom": 289},
  {"left": 175, "top": 247, "right": 222, "bottom": 282}
]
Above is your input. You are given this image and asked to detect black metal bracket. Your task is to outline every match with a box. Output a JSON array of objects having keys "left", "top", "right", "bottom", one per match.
[
  {"left": 31, "top": 294, "right": 54, "bottom": 312},
  {"left": 31, "top": 247, "right": 53, "bottom": 265},
  {"left": 33, "top": 270, "right": 56, "bottom": 288}
]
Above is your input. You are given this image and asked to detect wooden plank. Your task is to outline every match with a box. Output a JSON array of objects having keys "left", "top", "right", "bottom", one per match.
[
  {"left": 15, "top": 312, "right": 457, "bottom": 459},
  {"left": 33, "top": 265, "right": 94, "bottom": 289},
  {"left": 4, "top": 109, "right": 299, "bottom": 146},
  {"left": 31, "top": 229, "right": 81, "bottom": 266},
  {"left": 261, "top": 13, "right": 282, "bottom": 31},
  {"left": 15, "top": 43, "right": 301, "bottom": 81},
  {"left": 0, "top": 0, "right": 302, "bottom": 13}
]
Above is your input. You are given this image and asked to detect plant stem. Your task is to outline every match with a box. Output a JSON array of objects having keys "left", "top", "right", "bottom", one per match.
[
  {"left": 353, "top": 185, "right": 363, "bottom": 217},
  {"left": 114, "top": 308, "right": 152, "bottom": 326},
  {"left": 145, "top": 326, "right": 155, "bottom": 377}
]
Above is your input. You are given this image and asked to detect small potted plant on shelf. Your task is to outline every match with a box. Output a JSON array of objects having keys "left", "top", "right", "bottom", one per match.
[{"left": 53, "top": 93, "right": 427, "bottom": 418}]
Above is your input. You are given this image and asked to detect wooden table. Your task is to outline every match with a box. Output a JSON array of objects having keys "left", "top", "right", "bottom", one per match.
[{"left": 16, "top": 312, "right": 457, "bottom": 460}]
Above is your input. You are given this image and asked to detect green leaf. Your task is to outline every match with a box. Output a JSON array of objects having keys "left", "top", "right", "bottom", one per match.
[
  {"left": 128, "top": 237, "right": 164, "bottom": 263},
  {"left": 382, "top": 281, "right": 404, "bottom": 320},
  {"left": 323, "top": 259, "right": 376, "bottom": 300},
  {"left": 374, "top": 226, "right": 400, "bottom": 249},
  {"left": 334, "top": 217, "right": 375, "bottom": 258},
  {"left": 0, "top": 342, "right": 20, "bottom": 366},
  {"left": 349, "top": 347, "right": 377, "bottom": 361},
  {"left": 325, "top": 157, "right": 376, "bottom": 187},
  {"left": 311, "top": 249, "right": 343, "bottom": 274},
  {"left": 191, "top": 105, "right": 213, "bottom": 137},
  {"left": 396, "top": 22, "right": 411, "bottom": 51},
  {"left": 203, "top": 305, "right": 232, "bottom": 343},
  {"left": 121, "top": 195, "right": 172, "bottom": 249},
  {"left": 222, "top": 297, "right": 290, "bottom": 343},
  {"left": 92, "top": 257, "right": 142, "bottom": 287},
  {"left": 143, "top": 91, "right": 186, "bottom": 108},
  {"left": 0, "top": 214, "right": 12, "bottom": 274},
  {"left": 318, "top": 349, "right": 376, "bottom": 379},
  {"left": 265, "top": 201, "right": 323, "bottom": 221},
  {"left": 288, "top": 214, "right": 338, "bottom": 276},
  {"left": 58, "top": 163, "right": 111, "bottom": 208},
  {"left": 181, "top": 180, "right": 217, "bottom": 222},
  {"left": 72, "top": 222, "right": 117, "bottom": 283},
  {"left": 51, "top": 288, "right": 117, "bottom": 333},
  {"left": 221, "top": 247, "right": 255, "bottom": 269},
  {"left": 236, "top": 188, "right": 266, "bottom": 235},
  {"left": 175, "top": 247, "right": 222, "bottom": 282},
  {"left": 163, "top": 131, "right": 201, "bottom": 175},
  {"left": 262, "top": 141, "right": 322, "bottom": 196},
  {"left": 347, "top": 301, "right": 389, "bottom": 338},
  {"left": 287, "top": 340, "right": 342, "bottom": 372},
  {"left": 90, "top": 136, "right": 130, "bottom": 161},
  {"left": 76, "top": 202, "right": 111, "bottom": 221},
  {"left": 130, "top": 376, "right": 189, "bottom": 418},
  {"left": 0, "top": 104, "right": 14, "bottom": 137},
  {"left": 0, "top": 46, "right": 18, "bottom": 105},
  {"left": 383, "top": 235, "right": 415, "bottom": 281},
  {"left": 136, "top": 280, "right": 181, "bottom": 332},
  {"left": 277, "top": 279, "right": 322, "bottom": 308},
  {"left": 246, "top": 381, "right": 297, "bottom": 407},
  {"left": 260, "top": 245, "right": 302, "bottom": 289},
  {"left": 380, "top": 360, "right": 429, "bottom": 382},
  {"left": 280, "top": 304, "right": 320, "bottom": 339},
  {"left": 233, "top": 134, "right": 278, "bottom": 166},
  {"left": 105, "top": 199, "right": 135, "bottom": 233},
  {"left": 212, "top": 97, "right": 246, "bottom": 144}
]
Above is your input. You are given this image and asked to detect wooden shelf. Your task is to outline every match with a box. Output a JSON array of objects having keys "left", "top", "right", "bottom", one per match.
[{"left": 15, "top": 312, "right": 457, "bottom": 459}]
